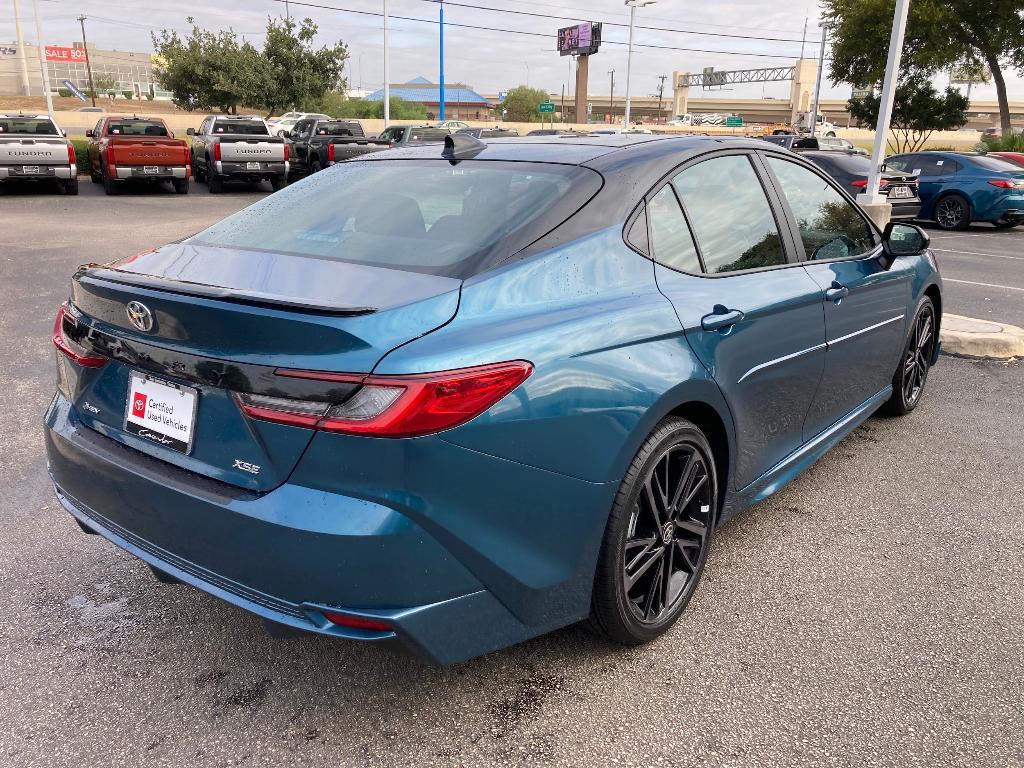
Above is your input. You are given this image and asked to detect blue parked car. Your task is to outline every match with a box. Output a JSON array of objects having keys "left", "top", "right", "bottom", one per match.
[
  {"left": 885, "top": 151, "right": 1024, "bottom": 230},
  {"left": 45, "top": 135, "right": 942, "bottom": 664}
]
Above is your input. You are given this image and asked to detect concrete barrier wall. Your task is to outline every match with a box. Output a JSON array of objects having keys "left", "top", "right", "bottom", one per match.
[{"left": 50, "top": 110, "right": 984, "bottom": 151}]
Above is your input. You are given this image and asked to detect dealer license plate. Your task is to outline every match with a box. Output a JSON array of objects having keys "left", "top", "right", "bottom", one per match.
[
  {"left": 124, "top": 372, "right": 198, "bottom": 455},
  {"left": 144, "top": 166, "right": 159, "bottom": 174},
  {"left": 890, "top": 185, "right": 913, "bottom": 199},
  {"left": 22, "top": 166, "right": 38, "bottom": 174},
  {"left": 246, "top": 162, "right": 261, "bottom": 170}
]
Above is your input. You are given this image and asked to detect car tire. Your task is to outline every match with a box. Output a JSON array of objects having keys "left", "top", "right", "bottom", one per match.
[
  {"left": 173, "top": 178, "right": 189, "bottom": 194},
  {"left": 62, "top": 178, "right": 79, "bottom": 195},
  {"left": 588, "top": 417, "right": 717, "bottom": 645},
  {"left": 270, "top": 176, "right": 285, "bottom": 192},
  {"left": 90, "top": 169, "right": 102, "bottom": 184},
  {"left": 310, "top": 159, "right": 323, "bottom": 174},
  {"left": 881, "top": 296, "right": 937, "bottom": 416},
  {"left": 208, "top": 174, "right": 223, "bottom": 194},
  {"left": 192, "top": 152, "right": 205, "bottom": 183},
  {"left": 825, "top": 131, "right": 836, "bottom": 137},
  {"left": 992, "top": 218, "right": 1021, "bottom": 229},
  {"left": 934, "top": 193, "right": 971, "bottom": 231},
  {"left": 102, "top": 174, "right": 118, "bottom": 195}
]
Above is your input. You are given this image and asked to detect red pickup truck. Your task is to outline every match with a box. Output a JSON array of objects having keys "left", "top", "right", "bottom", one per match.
[{"left": 86, "top": 116, "right": 191, "bottom": 195}]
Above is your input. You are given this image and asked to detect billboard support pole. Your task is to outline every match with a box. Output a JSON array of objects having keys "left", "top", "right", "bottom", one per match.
[
  {"left": 574, "top": 54, "right": 588, "bottom": 127},
  {"left": 31, "top": 0, "right": 54, "bottom": 119}
]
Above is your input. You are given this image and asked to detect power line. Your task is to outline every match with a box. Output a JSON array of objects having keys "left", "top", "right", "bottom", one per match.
[
  {"left": 269, "top": 0, "right": 804, "bottom": 60},
  {"left": 409, "top": 0, "right": 809, "bottom": 44}
]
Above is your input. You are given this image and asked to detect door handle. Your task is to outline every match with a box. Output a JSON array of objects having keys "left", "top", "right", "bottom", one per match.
[
  {"left": 701, "top": 307, "right": 745, "bottom": 331},
  {"left": 826, "top": 282, "right": 849, "bottom": 304}
]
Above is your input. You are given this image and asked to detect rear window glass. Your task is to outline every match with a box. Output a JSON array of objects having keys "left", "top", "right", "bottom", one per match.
[
  {"left": 0, "top": 118, "right": 57, "bottom": 135},
  {"left": 812, "top": 152, "right": 870, "bottom": 173},
  {"left": 107, "top": 121, "right": 167, "bottom": 136},
  {"left": 192, "top": 160, "right": 602, "bottom": 278},
  {"left": 969, "top": 155, "right": 1024, "bottom": 173},
  {"left": 313, "top": 122, "right": 360, "bottom": 136},
  {"left": 406, "top": 128, "right": 451, "bottom": 144},
  {"left": 213, "top": 120, "right": 269, "bottom": 135}
]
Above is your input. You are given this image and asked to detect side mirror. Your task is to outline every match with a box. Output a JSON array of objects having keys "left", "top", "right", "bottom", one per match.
[
  {"left": 186, "top": 127, "right": 195, "bottom": 136},
  {"left": 881, "top": 221, "right": 930, "bottom": 264},
  {"left": 85, "top": 129, "right": 94, "bottom": 138}
]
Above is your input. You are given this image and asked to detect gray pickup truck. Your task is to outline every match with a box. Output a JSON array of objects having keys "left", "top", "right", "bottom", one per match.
[
  {"left": 286, "top": 118, "right": 390, "bottom": 178},
  {"left": 0, "top": 114, "right": 78, "bottom": 194},
  {"left": 187, "top": 116, "right": 289, "bottom": 193}
]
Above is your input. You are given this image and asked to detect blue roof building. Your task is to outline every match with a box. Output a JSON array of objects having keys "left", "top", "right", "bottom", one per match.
[{"left": 366, "top": 77, "right": 495, "bottom": 120}]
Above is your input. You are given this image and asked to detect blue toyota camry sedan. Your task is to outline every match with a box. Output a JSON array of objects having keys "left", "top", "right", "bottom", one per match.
[{"left": 45, "top": 135, "right": 942, "bottom": 664}]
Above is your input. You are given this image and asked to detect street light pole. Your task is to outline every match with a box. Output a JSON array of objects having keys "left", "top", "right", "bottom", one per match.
[
  {"left": 383, "top": 0, "right": 389, "bottom": 127},
  {"left": 439, "top": 0, "right": 445, "bottom": 122},
  {"left": 12, "top": 0, "right": 31, "bottom": 96},
  {"left": 608, "top": 69, "right": 615, "bottom": 124},
  {"left": 623, "top": 0, "right": 655, "bottom": 128},
  {"left": 809, "top": 22, "right": 827, "bottom": 139},
  {"left": 860, "top": 0, "right": 912, "bottom": 205},
  {"left": 30, "top": 0, "right": 54, "bottom": 119}
]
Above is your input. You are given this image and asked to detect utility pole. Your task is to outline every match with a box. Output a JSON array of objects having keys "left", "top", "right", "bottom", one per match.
[
  {"left": 656, "top": 74, "right": 667, "bottom": 124},
  {"left": 799, "top": 15, "right": 808, "bottom": 60},
  {"left": 77, "top": 16, "right": 98, "bottom": 107},
  {"left": 608, "top": 69, "right": 615, "bottom": 124},
  {"left": 12, "top": 0, "right": 31, "bottom": 95},
  {"left": 438, "top": 0, "right": 446, "bottom": 121},
  {"left": 622, "top": 0, "right": 654, "bottom": 128},
  {"left": 383, "top": 0, "right": 390, "bottom": 126},
  {"left": 31, "top": 0, "right": 54, "bottom": 118},
  {"left": 809, "top": 22, "right": 827, "bottom": 138}
]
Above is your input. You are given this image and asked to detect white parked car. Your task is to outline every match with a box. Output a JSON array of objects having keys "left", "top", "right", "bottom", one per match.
[{"left": 267, "top": 112, "right": 331, "bottom": 137}]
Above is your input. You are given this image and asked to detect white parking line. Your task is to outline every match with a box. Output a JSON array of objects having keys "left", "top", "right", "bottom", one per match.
[
  {"left": 933, "top": 247, "right": 1024, "bottom": 261},
  {"left": 943, "top": 278, "right": 1024, "bottom": 293},
  {"left": 931, "top": 231, "right": 1024, "bottom": 240}
]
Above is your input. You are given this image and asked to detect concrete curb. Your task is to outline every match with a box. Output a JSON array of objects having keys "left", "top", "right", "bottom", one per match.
[{"left": 941, "top": 313, "right": 1024, "bottom": 360}]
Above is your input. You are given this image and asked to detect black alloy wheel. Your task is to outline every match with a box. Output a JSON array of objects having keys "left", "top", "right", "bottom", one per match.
[
  {"left": 883, "top": 297, "right": 937, "bottom": 416},
  {"left": 590, "top": 417, "right": 717, "bottom": 644},
  {"left": 935, "top": 194, "right": 970, "bottom": 231}
]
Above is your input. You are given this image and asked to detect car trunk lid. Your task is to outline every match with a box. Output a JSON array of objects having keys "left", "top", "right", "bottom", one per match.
[
  {"left": 63, "top": 242, "right": 461, "bottom": 491},
  {"left": 107, "top": 137, "right": 187, "bottom": 167}
]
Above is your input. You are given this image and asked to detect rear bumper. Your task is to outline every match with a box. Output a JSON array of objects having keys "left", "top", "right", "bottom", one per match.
[
  {"left": 44, "top": 393, "right": 604, "bottom": 663},
  {"left": 214, "top": 160, "right": 287, "bottom": 179},
  {"left": 0, "top": 165, "right": 73, "bottom": 180},
  {"left": 890, "top": 200, "right": 922, "bottom": 220},
  {"left": 114, "top": 165, "right": 188, "bottom": 180}
]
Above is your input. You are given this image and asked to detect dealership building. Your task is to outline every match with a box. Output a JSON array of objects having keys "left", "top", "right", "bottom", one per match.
[
  {"left": 367, "top": 77, "right": 495, "bottom": 121},
  {"left": 0, "top": 42, "right": 170, "bottom": 99}
]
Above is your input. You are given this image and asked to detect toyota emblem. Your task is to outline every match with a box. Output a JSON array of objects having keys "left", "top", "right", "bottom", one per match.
[{"left": 126, "top": 301, "right": 154, "bottom": 332}]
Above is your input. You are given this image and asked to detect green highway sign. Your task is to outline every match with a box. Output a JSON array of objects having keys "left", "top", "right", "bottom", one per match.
[
  {"left": 725, "top": 116, "right": 744, "bottom": 127},
  {"left": 538, "top": 101, "right": 555, "bottom": 114}
]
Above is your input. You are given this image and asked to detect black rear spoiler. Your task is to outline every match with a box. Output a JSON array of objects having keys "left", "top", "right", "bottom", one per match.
[{"left": 75, "top": 267, "right": 377, "bottom": 316}]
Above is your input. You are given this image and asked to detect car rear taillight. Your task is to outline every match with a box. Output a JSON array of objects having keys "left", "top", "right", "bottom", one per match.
[
  {"left": 327, "top": 143, "right": 335, "bottom": 162},
  {"left": 283, "top": 143, "right": 290, "bottom": 162},
  {"left": 213, "top": 143, "right": 221, "bottom": 162},
  {"left": 105, "top": 144, "right": 115, "bottom": 171},
  {"left": 236, "top": 361, "right": 533, "bottom": 438},
  {"left": 67, "top": 143, "right": 76, "bottom": 164},
  {"left": 851, "top": 179, "right": 867, "bottom": 188},
  {"left": 988, "top": 179, "right": 1024, "bottom": 189},
  {"left": 53, "top": 304, "right": 106, "bottom": 368},
  {"left": 322, "top": 612, "right": 392, "bottom": 632}
]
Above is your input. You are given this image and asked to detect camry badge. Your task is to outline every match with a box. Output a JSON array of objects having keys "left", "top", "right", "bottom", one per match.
[{"left": 126, "top": 301, "right": 154, "bottom": 332}]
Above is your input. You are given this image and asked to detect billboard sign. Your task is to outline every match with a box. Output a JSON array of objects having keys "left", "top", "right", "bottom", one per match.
[
  {"left": 44, "top": 46, "right": 88, "bottom": 62},
  {"left": 557, "top": 23, "right": 602, "bottom": 57}
]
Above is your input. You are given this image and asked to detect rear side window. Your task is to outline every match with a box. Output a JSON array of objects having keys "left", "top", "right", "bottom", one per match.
[
  {"left": 673, "top": 155, "right": 786, "bottom": 274},
  {"left": 407, "top": 129, "right": 451, "bottom": 144},
  {"left": 193, "top": 160, "right": 602, "bottom": 278},
  {"left": 766, "top": 157, "right": 878, "bottom": 260},
  {"left": 969, "top": 155, "right": 1024, "bottom": 173},
  {"left": 647, "top": 186, "right": 701, "bottom": 273},
  {"left": 314, "top": 122, "right": 359, "bottom": 136}
]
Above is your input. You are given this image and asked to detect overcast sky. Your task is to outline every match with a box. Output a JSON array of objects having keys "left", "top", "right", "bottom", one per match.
[{"left": 3, "top": 0, "right": 1022, "bottom": 102}]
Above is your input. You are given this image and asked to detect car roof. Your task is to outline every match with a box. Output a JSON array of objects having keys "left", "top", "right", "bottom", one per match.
[{"left": 357, "top": 134, "right": 764, "bottom": 167}]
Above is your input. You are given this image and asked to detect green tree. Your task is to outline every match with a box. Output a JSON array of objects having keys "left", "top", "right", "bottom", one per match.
[
  {"left": 823, "top": 0, "right": 1024, "bottom": 135},
  {"left": 848, "top": 73, "right": 969, "bottom": 152},
  {"left": 255, "top": 17, "right": 348, "bottom": 118},
  {"left": 152, "top": 21, "right": 262, "bottom": 113},
  {"left": 499, "top": 85, "right": 549, "bottom": 122},
  {"left": 330, "top": 95, "right": 427, "bottom": 120}
]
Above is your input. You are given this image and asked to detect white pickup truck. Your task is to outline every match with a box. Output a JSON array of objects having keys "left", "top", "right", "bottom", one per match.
[
  {"left": 0, "top": 114, "right": 78, "bottom": 194},
  {"left": 188, "top": 116, "right": 289, "bottom": 193}
]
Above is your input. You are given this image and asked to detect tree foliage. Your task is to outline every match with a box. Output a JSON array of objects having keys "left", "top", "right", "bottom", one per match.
[
  {"left": 848, "top": 74, "right": 969, "bottom": 152},
  {"left": 822, "top": 0, "right": 1024, "bottom": 134},
  {"left": 152, "top": 17, "right": 347, "bottom": 116},
  {"left": 330, "top": 96, "right": 428, "bottom": 120},
  {"left": 498, "top": 86, "right": 549, "bottom": 122}
]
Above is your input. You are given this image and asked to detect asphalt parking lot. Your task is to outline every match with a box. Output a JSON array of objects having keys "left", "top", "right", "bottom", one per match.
[{"left": 2, "top": 184, "right": 1023, "bottom": 768}]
